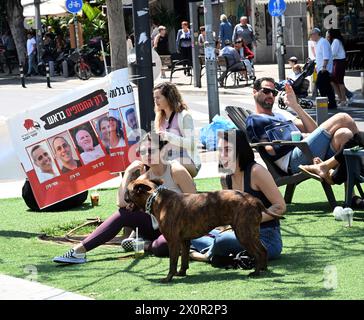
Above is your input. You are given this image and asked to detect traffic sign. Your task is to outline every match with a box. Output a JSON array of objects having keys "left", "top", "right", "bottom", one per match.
[
  {"left": 65, "top": 0, "right": 83, "bottom": 14},
  {"left": 268, "top": 0, "right": 286, "bottom": 17}
]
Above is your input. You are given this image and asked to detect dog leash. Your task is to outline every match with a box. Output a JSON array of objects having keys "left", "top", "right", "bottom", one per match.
[{"left": 145, "top": 186, "right": 167, "bottom": 230}]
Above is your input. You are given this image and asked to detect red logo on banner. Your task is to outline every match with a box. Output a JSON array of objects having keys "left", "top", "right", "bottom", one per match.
[{"left": 23, "top": 119, "right": 41, "bottom": 131}]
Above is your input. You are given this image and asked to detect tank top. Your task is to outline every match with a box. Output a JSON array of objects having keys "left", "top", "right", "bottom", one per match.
[
  {"left": 156, "top": 35, "right": 169, "bottom": 55},
  {"left": 160, "top": 112, "right": 190, "bottom": 161},
  {"left": 226, "top": 161, "right": 279, "bottom": 228},
  {"left": 148, "top": 162, "right": 182, "bottom": 194}
]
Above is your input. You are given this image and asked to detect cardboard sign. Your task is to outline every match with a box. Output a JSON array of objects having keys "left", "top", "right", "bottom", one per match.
[{"left": 7, "top": 68, "right": 140, "bottom": 209}]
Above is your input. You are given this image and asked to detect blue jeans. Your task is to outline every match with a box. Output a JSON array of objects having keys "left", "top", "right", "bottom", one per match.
[
  {"left": 27, "top": 52, "right": 37, "bottom": 75},
  {"left": 289, "top": 127, "right": 336, "bottom": 174},
  {"left": 191, "top": 226, "right": 283, "bottom": 261}
]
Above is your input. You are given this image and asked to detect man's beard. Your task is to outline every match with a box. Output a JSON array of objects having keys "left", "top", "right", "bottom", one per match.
[{"left": 255, "top": 95, "right": 274, "bottom": 110}]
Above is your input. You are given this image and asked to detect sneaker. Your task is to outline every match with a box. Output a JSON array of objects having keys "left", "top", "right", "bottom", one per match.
[
  {"left": 53, "top": 249, "right": 87, "bottom": 264},
  {"left": 121, "top": 238, "right": 137, "bottom": 252}
]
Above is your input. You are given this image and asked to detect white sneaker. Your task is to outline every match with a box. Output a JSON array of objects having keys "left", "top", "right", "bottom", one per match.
[{"left": 53, "top": 249, "right": 87, "bottom": 264}]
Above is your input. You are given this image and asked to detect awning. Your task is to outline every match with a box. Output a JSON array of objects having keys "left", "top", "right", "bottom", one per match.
[{"left": 21, "top": 0, "right": 68, "bottom": 17}]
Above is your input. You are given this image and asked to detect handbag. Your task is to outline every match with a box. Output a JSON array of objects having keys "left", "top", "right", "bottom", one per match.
[{"left": 264, "top": 120, "right": 300, "bottom": 142}]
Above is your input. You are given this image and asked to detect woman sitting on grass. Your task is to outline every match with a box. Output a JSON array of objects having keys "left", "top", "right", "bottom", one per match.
[
  {"left": 190, "top": 129, "right": 286, "bottom": 266},
  {"left": 53, "top": 133, "right": 196, "bottom": 264}
]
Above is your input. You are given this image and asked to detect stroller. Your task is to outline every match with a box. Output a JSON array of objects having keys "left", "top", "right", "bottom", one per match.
[{"left": 276, "top": 58, "right": 316, "bottom": 109}]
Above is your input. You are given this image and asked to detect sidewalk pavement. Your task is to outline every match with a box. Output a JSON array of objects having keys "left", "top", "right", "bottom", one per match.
[{"left": 0, "top": 274, "right": 93, "bottom": 300}]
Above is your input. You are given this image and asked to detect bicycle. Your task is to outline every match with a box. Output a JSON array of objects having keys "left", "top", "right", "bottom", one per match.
[{"left": 70, "top": 51, "right": 92, "bottom": 80}]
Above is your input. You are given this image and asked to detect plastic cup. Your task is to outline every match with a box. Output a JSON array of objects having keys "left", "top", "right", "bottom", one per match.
[
  {"left": 133, "top": 238, "right": 145, "bottom": 258},
  {"left": 342, "top": 208, "right": 354, "bottom": 227},
  {"left": 90, "top": 191, "right": 100, "bottom": 207},
  {"left": 291, "top": 131, "right": 302, "bottom": 142}
]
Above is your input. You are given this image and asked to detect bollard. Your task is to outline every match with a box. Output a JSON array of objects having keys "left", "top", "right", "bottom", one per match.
[
  {"left": 62, "top": 60, "right": 68, "bottom": 78},
  {"left": 361, "top": 72, "right": 364, "bottom": 96},
  {"left": 48, "top": 60, "right": 55, "bottom": 77},
  {"left": 19, "top": 64, "right": 26, "bottom": 88},
  {"left": 316, "top": 97, "right": 328, "bottom": 125},
  {"left": 46, "top": 63, "right": 51, "bottom": 88}
]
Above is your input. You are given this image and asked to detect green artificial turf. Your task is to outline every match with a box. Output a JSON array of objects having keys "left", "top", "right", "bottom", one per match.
[{"left": 0, "top": 178, "right": 363, "bottom": 300}]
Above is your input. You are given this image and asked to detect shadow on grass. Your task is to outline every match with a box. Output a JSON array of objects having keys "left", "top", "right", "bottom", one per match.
[
  {"left": 25, "top": 203, "right": 95, "bottom": 213},
  {"left": 0, "top": 230, "right": 40, "bottom": 239}
]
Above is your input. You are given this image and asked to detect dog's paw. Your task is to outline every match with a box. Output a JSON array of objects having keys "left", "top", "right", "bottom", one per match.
[
  {"left": 248, "top": 270, "right": 261, "bottom": 277},
  {"left": 175, "top": 270, "right": 187, "bottom": 277},
  {"left": 160, "top": 276, "right": 172, "bottom": 283}
]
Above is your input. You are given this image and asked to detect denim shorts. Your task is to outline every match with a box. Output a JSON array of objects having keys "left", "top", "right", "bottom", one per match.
[
  {"left": 289, "top": 127, "right": 336, "bottom": 174},
  {"left": 191, "top": 226, "right": 283, "bottom": 261}
]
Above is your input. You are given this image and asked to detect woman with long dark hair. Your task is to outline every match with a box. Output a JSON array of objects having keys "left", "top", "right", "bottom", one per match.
[{"left": 190, "top": 129, "right": 286, "bottom": 264}]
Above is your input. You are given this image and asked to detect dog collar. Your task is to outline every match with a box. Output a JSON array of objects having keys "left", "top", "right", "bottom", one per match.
[{"left": 145, "top": 186, "right": 166, "bottom": 230}]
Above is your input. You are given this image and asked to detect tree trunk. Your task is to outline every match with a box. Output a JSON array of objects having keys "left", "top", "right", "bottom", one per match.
[
  {"left": 5, "top": 0, "right": 27, "bottom": 66},
  {"left": 105, "top": 0, "right": 128, "bottom": 70}
]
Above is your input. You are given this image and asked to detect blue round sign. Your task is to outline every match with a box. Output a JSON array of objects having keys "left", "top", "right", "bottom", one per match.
[
  {"left": 268, "top": 0, "right": 286, "bottom": 17},
  {"left": 65, "top": 0, "right": 83, "bottom": 14}
]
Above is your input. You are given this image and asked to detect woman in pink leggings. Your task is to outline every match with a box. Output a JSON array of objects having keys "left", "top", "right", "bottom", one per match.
[{"left": 53, "top": 133, "right": 196, "bottom": 264}]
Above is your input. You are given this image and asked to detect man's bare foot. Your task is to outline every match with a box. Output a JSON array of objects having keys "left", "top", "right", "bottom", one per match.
[{"left": 298, "top": 163, "right": 333, "bottom": 184}]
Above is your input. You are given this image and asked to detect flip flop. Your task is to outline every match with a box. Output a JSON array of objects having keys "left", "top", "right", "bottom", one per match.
[{"left": 298, "top": 165, "right": 323, "bottom": 181}]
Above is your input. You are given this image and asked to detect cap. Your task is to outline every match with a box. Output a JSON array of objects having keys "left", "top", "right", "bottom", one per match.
[
  {"left": 288, "top": 56, "right": 298, "bottom": 62},
  {"left": 224, "top": 39, "right": 231, "bottom": 45},
  {"left": 310, "top": 27, "right": 321, "bottom": 35},
  {"left": 108, "top": 109, "right": 120, "bottom": 120}
]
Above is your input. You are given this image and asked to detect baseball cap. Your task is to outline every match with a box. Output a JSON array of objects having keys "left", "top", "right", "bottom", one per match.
[
  {"left": 109, "top": 109, "right": 120, "bottom": 120},
  {"left": 288, "top": 56, "right": 298, "bottom": 62},
  {"left": 310, "top": 27, "right": 321, "bottom": 35}
]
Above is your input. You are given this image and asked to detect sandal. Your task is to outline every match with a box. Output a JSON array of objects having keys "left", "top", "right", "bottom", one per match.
[{"left": 351, "top": 195, "right": 364, "bottom": 210}]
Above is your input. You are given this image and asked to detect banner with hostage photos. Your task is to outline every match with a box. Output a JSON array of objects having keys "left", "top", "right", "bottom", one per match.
[{"left": 8, "top": 68, "right": 141, "bottom": 209}]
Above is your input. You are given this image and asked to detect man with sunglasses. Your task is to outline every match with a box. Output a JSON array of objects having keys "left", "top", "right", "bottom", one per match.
[
  {"left": 31, "top": 145, "right": 59, "bottom": 183},
  {"left": 246, "top": 77, "right": 359, "bottom": 175},
  {"left": 52, "top": 136, "right": 82, "bottom": 173}
]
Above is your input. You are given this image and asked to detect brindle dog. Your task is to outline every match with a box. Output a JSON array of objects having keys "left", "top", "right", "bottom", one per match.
[{"left": 125, "top": 178, "right": 283, "bottom": 283}]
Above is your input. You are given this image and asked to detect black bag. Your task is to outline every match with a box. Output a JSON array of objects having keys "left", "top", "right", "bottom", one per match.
[
  {"left": 22, "top": 180, "right": 88, "bottom": 212},
  {"left": 210, "top": 250, "right": 255, "bottom": 270}
]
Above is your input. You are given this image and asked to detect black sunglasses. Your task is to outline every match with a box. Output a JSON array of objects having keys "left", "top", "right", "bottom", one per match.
[{"left": 260, "top": 88, "right": 278, "bottom": 97}]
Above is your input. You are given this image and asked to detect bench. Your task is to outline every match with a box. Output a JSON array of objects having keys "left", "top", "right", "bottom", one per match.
[{"left": 159, "top": 53, "right": 192, "bottom": 84}]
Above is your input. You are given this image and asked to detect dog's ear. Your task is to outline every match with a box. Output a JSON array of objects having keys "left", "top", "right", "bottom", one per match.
[
  {"left": 150, "top": 178, "right": 164, "bottom": 186},
  {"left": 134, "top": 183, "right": 152, "bottom": 193}
]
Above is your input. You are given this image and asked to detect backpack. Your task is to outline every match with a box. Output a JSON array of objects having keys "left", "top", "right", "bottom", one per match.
[{"left": 22, "top": 180, "right": 88, "bottom": 212}]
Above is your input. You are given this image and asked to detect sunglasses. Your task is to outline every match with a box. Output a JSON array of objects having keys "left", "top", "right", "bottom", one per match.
[
  {"left": 260, "top": 88, "right": 278, "bottom": 97},
  {"left": 36, "top": 152, "right": 49, "bottom": 162}
]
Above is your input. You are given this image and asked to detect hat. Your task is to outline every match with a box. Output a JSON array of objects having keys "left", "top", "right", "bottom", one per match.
[
  {"left": 288, "top": 56, "right": 298, "bottom": 62},
  {"left": 224, "top": 39, "right": 231, "bottom": 45},
  {"left": 108, "top": 109, "right": 120, "bottom": 120},
  {"left": 310, "top": 27, "right": 321, "bottom": 35},
  {"left": 158, "top": 25, "right": 166, "bottom": 31}
]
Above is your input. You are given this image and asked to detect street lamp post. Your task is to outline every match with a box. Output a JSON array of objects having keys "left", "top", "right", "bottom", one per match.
[
  {"left": 132, "top": 0, "right": 155, "bottom": 132},
  {"left": 203, "top": 0, "right": 220, "bottom": 122},
  {"left": 34, "top": 0, "right": 43, "bottom": 64}
]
